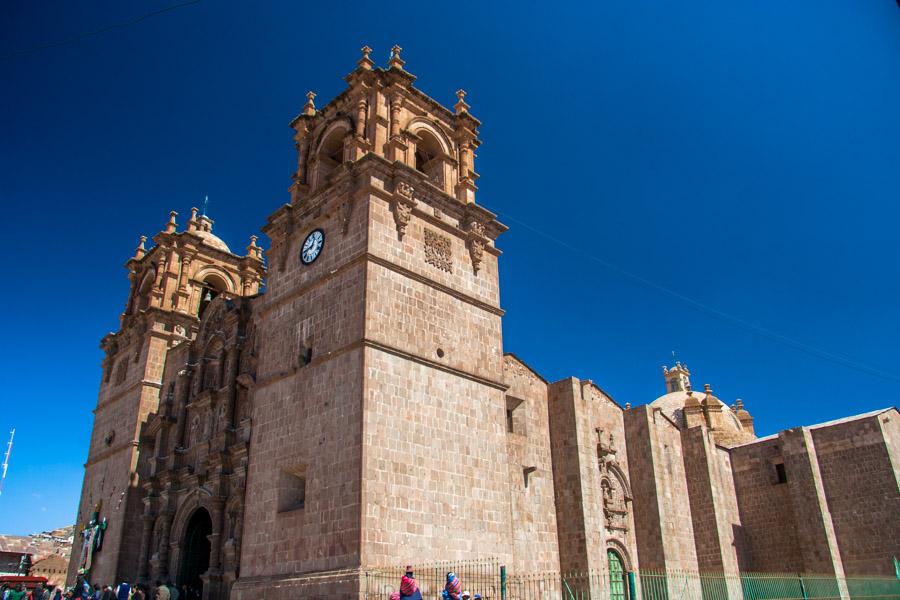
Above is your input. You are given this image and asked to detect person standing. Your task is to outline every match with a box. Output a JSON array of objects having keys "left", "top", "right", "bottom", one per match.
[
  {"left": 7, "top": 584, "right": 26, "bottom": 600},
  {"left": 442, "top": 572, "right": 461, "bottom": 600},
  {"left": 113, "top": 582, "right": 129, "bottom": 600},
  {"left": 153, "top": 582, "right": 168, "bottom": 600},
  {"left": 399, "top": 566, "right": 422, "bottom": 600}
]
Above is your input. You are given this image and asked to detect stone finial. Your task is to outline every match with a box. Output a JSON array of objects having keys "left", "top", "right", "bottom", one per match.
[
  {"left": 197, "top": 214, "right": 213, "bottom": 232},
  {"left": 358, "top": 45, "right": 374, "bottom": 70},
  {"left": 684, "top": 389, "right": 701, "bottom": 407},
  {"left": 134, "top": 235, "right": 147, "bottom": 260},
  {"left": 389, "top": 45, "right": 405, "bottom": 70},
  {"left": 704, "top": 383, "right": 713, "bottom": 394},
  {"left": 625, "top": 402, "right": 631, "bottom": 410},
  {"left": 734, "top": 398, "right": 744, "bottom": 411},
  {"left": 166, "top": 210, "right": 178, "bottom": 233},
  {"left": 246, "top": 234, "right": 262, "bottom": 260},
  {"left": 304, "top": 91, "right": 317, "bottom": 116},
  {"left": 188, "top": 207, "right": 200, "bottom": 231},
  {"left": 454, "top": 89, "right": 470, "bottom": 115}
]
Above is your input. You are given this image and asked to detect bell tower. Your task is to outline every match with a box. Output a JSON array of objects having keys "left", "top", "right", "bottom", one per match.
[
  {"left": 68, "top": 209, "right": 264, "bottom": 586},
  {"left": 232, "top": 47, "right": 511, "bottom": 598}
]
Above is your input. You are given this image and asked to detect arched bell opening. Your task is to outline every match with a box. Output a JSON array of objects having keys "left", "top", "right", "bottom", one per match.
[
  {"left": 312, "top": 123, "right": 349, "bottom": 188},
  {"left": 197, "top": 274, "right": 227, "bottom": 318},
  {"left": 179, "top": 507, "right": 212, "bottom": 600},
  {"left": 413, "top": 129, "right": 446, "bottom": 188},
  {"left": 135, "top": 269, "right": 156, "bottom": 312}
]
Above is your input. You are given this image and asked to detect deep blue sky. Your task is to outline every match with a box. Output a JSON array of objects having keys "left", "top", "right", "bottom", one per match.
[{"left": 1, "top": 1, "right": 899, "bottom": 535}]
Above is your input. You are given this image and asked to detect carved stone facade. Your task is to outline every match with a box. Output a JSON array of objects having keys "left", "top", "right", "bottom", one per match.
[
  {"left": 70, "top": 48, "right": 900, "bottom": 600},
  {"left": 136, "top": 295, "right": 256, "bottom": 599},
  {"left": 68, "top": 210, "right": 264, "bottom": 591}
]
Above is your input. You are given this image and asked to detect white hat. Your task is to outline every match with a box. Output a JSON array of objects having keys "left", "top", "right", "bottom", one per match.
[{"left": 462, "top": 592, "right": 471, "bottom": 598}]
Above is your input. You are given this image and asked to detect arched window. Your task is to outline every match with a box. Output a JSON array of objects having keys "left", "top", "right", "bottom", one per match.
[
  {"left": 314, "top": 125, "right": 347, "bottom": 186},
  {"left": 135, "top": 269, "right": 155, "bottom": 312},
  {"left": 414, "top": 129, "right": 445, "bottom": 187},
  {"left": 197, "top": 274, "right": 227, "bottom": 318}
]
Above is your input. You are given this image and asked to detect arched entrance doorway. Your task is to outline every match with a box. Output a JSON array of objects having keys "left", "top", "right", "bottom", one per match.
[
  {"left": 179, "top": 508, "right": 212, "bottom": 599},
  {"left": 608, "top": 549, "right": 628, "bottom": 600}
]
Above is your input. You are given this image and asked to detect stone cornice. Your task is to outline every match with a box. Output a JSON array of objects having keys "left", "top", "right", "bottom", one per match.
[
  {"left": 94, "top": 378, "right": 163, "bottom": 413},
  {"left": 265, "top": 153, "right": 507, "bottom": 243},
  {"left": 84, "top": 439, "right": 139, "bottom": 468},
  {"left": 257, "top": 250, "right": 503, "bottom": 320},
  {"left": 254, "top": 337, "right": 507, "bottom": 393},
  {"left": 288, "top": 67, "right": 461, "bottom": 132}
]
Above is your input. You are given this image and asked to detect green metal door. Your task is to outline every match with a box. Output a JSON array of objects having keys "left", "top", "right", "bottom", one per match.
[{"left": 608, "top": 549, "right": 626, "bottom": 600}]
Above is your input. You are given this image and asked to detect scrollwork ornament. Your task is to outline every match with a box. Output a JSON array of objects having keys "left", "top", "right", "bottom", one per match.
[
  {"left": 340, "top": 199, "right": 353, "bottom": 234},
  {"left": 397, "top": 181, "right": 414, "bottom": 199},
  {"left": 465, "top": 218, "right": 487, "bottom": 275},
  {"left": 392, "top": 198, "right": 414, "bottom": 240},
  {"left": 468, "top": 238, "right": 485, "bottom": 274}
]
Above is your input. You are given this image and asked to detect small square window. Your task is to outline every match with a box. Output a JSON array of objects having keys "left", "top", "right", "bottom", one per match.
[
  {"left": 506, "top": 396, "right": 525, "bottom": 435},
  {"left": 774, "top": 462, "right": 787, "bottom": 484},
  {"left": 277, "top": 465, "right": 307, "bottom": 512}
]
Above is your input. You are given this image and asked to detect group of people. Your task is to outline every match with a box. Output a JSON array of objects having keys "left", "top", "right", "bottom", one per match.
[
  {"left": 1, "top": 582, "right": 63, "bottom": 600},
  {"left": 1, "top": 576, "right": 198, "bottom": 600},
  {"left": 391, "top": 567, "right": 484, "bottom": 600}
]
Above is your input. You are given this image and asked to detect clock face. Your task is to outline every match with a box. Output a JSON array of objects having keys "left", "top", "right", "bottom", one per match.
[{"left": 300, "top": 229, "right": 325, "bottom": 265}]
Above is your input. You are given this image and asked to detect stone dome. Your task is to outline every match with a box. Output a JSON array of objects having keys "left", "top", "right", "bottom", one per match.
[
  {"left": 194, "top": 228, "right": 231, "bottom": 253},
  {"left": 650, "top": 389, "right": 745, "bottom": 433}
]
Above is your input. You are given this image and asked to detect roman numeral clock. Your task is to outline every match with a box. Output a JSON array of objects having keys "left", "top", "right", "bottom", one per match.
[{"left": 300, "top": 229, "right": 324, "bottom": 265}]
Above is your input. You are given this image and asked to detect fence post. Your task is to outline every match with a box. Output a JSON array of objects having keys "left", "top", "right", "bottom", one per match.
[
  {"left": 500, "top": 565, "right": 507, "bottom": 600},
  {"left": 628, "top": 571, "right": 636, "bottom": 600},
  {"left": 798, "top": 574, "right": 808, "bottom": 600}
]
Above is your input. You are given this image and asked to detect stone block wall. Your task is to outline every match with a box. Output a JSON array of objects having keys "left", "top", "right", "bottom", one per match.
[
  {"left": 779, "top": 428, "right": 845, "bottom": 577},
  {"left": 548, "top": 378, "right": 591, "bottom": 573},
  {"left": 549, "top": 378, "right": 638, "bottom": 574},
  {"left": 359, "top": 349, "right": 512, "bottom": 565},
  {"left": 235, "top": 198, "right": 370, "bottom": 589},
  {"left": 809, "top": 411, "right": 900, "bottom": 576},
  {"left": 730, "top": 437, "right": 804, "bottom": 572},
  {"left": 68, "top": 326, "right": 172, "bottom": 586},
  {"left": 624, "top": 406, "right": 699, "bottom": 573},
  {"left": 681, "top": 427, "right": 742, "bottom": 576},
  {"left": 503, "top": 355, "right": 560, "bottom": 573},
  {"left": 236, "top": 347, "right": 364, "bottom": 581}
]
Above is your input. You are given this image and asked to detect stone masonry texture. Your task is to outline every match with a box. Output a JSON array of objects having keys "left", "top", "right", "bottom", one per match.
[{"left": 69, "top": 50, "right": 900, "bottom": 600}]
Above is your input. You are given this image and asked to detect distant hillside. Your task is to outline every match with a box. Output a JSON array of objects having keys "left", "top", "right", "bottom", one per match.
[{"left": 0, "top": 525, "right": 74, "bottom": 561}]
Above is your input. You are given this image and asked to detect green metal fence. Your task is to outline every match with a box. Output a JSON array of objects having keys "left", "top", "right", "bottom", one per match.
[
  {"left": 363, "top": 561, "right": 900, "bottom": 600},
  {"left": 364, "top": 558, "right": 503, "bottom": 600}
]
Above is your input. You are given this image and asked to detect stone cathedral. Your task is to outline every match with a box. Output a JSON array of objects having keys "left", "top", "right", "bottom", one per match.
[{"left": 69, "top": 47, "right": 900, "bottom": 599}]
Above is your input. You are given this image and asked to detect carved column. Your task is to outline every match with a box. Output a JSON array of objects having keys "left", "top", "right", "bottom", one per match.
[
  {"left": 153, "top": 254, "right": 167, "bottom": 291},
  {"left": 225, "top": 346, "right": 240, "bottom": 430},
  {"left": 389, "top": 93, "right": 401, "bottom": 139},
  {"left": 175, "top": 254, "right": 194, "bottom": 313},
  {"left": 138, "top": 514, "right": 155, "bottom": 582},
  {"left": 178, "top": 255, "right": 192, "bottom": 291},
  {"left": 208, "top": 498, "right": 226, "bottom": 572},
  {"left": 356, "top": 98, "right": 367, "bottom": 138},
  {"left": 459, "top": 141, "right": 472, "bottom": 179},
  {"left": 157, "top": 513, "right": 173, "bottom": 581},
  {"left": 175, "top": 366, "right": 194, "bottom": 452},
  {"left": 125, "top": 269, "right": 139, "bottom": 315}
]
